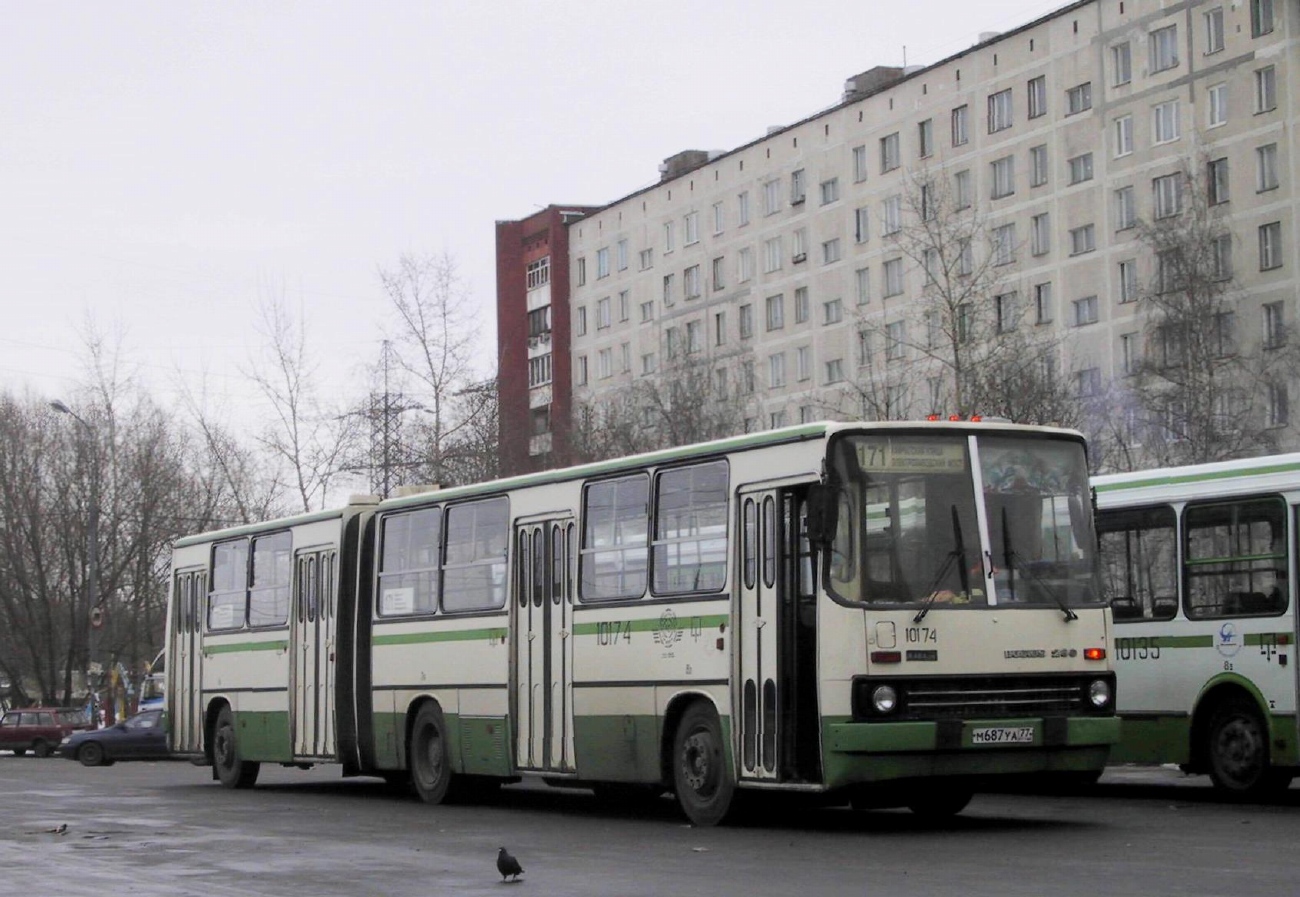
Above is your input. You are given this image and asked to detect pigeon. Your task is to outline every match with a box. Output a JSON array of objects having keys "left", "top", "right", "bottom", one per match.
[{"left": 497, "top": 846, "right": 524, "bottom": 882}]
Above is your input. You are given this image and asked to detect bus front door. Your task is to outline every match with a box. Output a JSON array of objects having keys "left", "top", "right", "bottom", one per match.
[
  {"left": 512, "top": 518, "right": 576, "bottom": 773},
  {"left": 292, "top": 548, "right": 337, "bottom": 758},
  {"left": 170, "top": 568, "right": 204, "bottom": 754}
]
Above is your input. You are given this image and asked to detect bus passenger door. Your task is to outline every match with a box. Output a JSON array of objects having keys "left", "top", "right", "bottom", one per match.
[
  {"left": 293, "top": 548, "right": 336, "bottom": 758},
  {"left": 738, "top": 490, "right": 782, "bottom": 781},
  {"left": 169, "top": 568, "right": 204, "bottom": 754},
  {"left": 512, "top": 517, "right": 576, "bottom": 773}
]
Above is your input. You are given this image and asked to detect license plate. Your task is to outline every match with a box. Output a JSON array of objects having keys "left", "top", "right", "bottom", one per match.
[{"left": 970, "top": 726, "right": 1035, "bottom": 745}]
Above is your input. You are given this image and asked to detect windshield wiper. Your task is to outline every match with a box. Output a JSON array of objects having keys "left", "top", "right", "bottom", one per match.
[
  {"left": 914, "top": 506, "right": 970, "bottom": 624},
  {"left": 1001, "top": 506, "right": 1077, "bottom": 622}
]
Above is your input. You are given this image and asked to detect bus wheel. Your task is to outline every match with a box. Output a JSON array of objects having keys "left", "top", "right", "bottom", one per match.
[
  {"left": 213, "top": 707, "right": 260, "bottom": 789},
  {"left": 1206, "top": 698, "right": 1287, "bottom": 797},
  {"left": 906, "top": 784, "right": 974, "bottom": 818},
  {"left": 673, "top": 702, "right": 736, "bottom": 826},
  {"left": 78, "top": 742, "right": 106, "bottom": 767},
  {"left": 410, "top": 704, "right": 453, "bottom": 805}
]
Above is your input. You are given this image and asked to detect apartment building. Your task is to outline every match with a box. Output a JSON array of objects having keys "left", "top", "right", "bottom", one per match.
[{"left": 497, "top": 0, "right": 1297, "bottom": 474}]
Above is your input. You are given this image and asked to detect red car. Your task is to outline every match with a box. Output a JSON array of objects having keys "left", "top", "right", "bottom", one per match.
[{"left": 0, "top": 707, "right": 92, "bottom": 758}]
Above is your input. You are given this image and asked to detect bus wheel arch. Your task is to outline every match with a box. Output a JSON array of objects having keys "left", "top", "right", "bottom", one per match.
[
  {"left": 407, "top": 700, "right": 455, "bottom": 805},
  {"left": 668, "top": 697, "right": 738, "bottom": 826}
]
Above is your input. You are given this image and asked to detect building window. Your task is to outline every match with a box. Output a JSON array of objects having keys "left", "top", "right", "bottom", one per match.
[
  {"left": 575, "top": 355, "right": 588, "bottom": 386},
  {"left": 684, "top": 211, "right": 699, "bottom": 245},
  {"left": 1073, "top": 295, "right": 1099, "bottom": 326},
  {"left": 1114, "top": 115, "right": 1133, "bottom": 157},
  {"left": 1030, "top": 145, "right": 1048, "bottom": 187},
  {"left": 1114, "top": 186, "right": 1136, "bottom": 231},
  {"left": 886, "top": 321, "right": 907, "bottom": 360},
  {"left": 1112, "top": 42, "right": 1132, "bottom": 85},
  {"left": 576, "top": 306, "right": 588, "bottom": 336},
  {"left": 639, "top": 248, "right": 654, "bottom": 270},
  {"left": 737, "top": 247, "right": 755, "bottom": 283},
  {"left": 1153, "top": 100, "right": 1180, "bottom": 143},
  {"left": 763, "top": 237, "right": 783, "bottom": 273},
  {"left": 1267, "top": 381, "right": 1289, "bottom": 427},
  {"left": 1260, "top": 222, "right": 1283, "bottom": 270},
  {"left": 995, "top": 292, "right": 1018, "bottom": 333},
  {"left": 991, "top": 156, "right": 1015, "bottom": 198},
  {"left": 738, "top": 191, "right": 751, "bottom": 226},
  {"left": 857, "top": 330, "right": 873, "bottom": 366},
  {"left": 1150, "top": 24, "right": 1179, "bottom": 72},
  {"left": 684, "top": 265, "right": 702, "bottom": 299},
  {"left": 1252, "top": 0, "right": 1275, "bottom": 37},
  {"left": 528, "top": 353, "right": 552, "bottom": 387},
  {"left": 1213, "top": 311, "right": 1236, "bottom": 357},
  {"left": 596, "top": 296, "right": 611, "bottom": 329},
  {"left": 1120, "top": 332, "right": 1140, "bottom": 375},
  {"left": 957, "top": 239, "right": 973, "bottom": 276},
  {"left": 1119, "top": 260, "right": 1138, "bottom": 304},
  {"left": 883, "top": 258, "right": 904, "bottom": 297},
  {"left": 1205, "top": 7, "right": 1225, "bottom": 52},
  {"left": 768, "top": 353, "right": 786, "bottom": 389},
  {"left": 822, "top": 239, "right": 842, "bottom": 265},
  {"left": 823, "top": 298, "right": 843, "bottom": 325},
  {"left": 854, "top": 206, "right": 871, "bottom": 243},
  {"left": 1066, "top": 82, "right": 1092, "bottom": 115},
  {"left": 1034, "top": 282, "right": 1053, "bottom": 324},
  {"left": 952, "top": 104, "right": 969, "bottom": 146},
  {"left": 1153, "top": 173, "right": 1183, "bottom": 219},
  {"left": 820, "top": 177, "right": 840, "bottom": 206},
  {"left": 662, "top": 273, "right": 675, "bottom": 306},
  {"left": 1068, "top": 153, "right": 1094, "bottom": 185},
  {"left": 742, "top": 361, "right": 755, "bottom": 394},
  {"left": 762, "top": 179, "right": 781, "bottom": 215},
  {"left": 922, "top": 247, "right": 940, "bottom": 284},
  {"left": 852, "top": 145, "right": 868, "bottom": 182},
  {"left": 794, "top": 286, "right": 809, "bottom": 324},
  {"left": 766, "top": 294, "right": 785, "bottom": 331},
  {"left": 882, "top": 195, "right": 902, "bottom": 235},
  {"left": 790, "top": 169, "right": 806, "bottom": 205},
  {"left": 526, "top": 257, "right": 551, "bottom": 289},
  {"left": 714, "top": 311, "right": 726, "bottom": 346},
  {"left": 597, "top": 348, "right": 612, "bottom": 379},
  {"left": 1257, "top": 143, "right": 1279, "bottom": 191},
  {"left": 1256, "top": 66, "right": 1277, "bottom": 113},
  {"left": 527, "top": 305, "right": 551, "bottom": 340},
  {"left": 1212, "top": 234, "right": 1233, "bottom": 281},
  {"left": 641, "top": 353, "right": 656, "bottom": 375},
  {"left": 712, "top": 202, "right": 724, "bottom": 235},
  {"left": 739, "top": 303, "right": 754, "bottom": 339},
  {"left": 1031, "top": 213, "right": 1051, "bottom": 256},
  {"left": 576, "top": 257, "right": 586, "bottom": 286},
  {"left": 993, "top": 223, "right": 1016, "bottom": 266},
  {"left": 1208, "top": 83, "right": 1228, "bottom": 127},
  {"left": 1028, "top": 76, "right": 1047, "bottom": 118},
  {"left": 1207, "top": 158, "right": 1230, "bottom": 205},
  {"left": 616, "top": 240, "right": 628, "bottom": 271},
  {"left": 954, "top": 169, "right": 972, "bottom": 209},
  {"left": 855, "top": 268, "right": 870, "bottom": 305},
  {"left": 918, "top": 118, "right": 934, "bottom": 157},
  {"left": 712, "top": 256, "right": 726, "bottom": 292},
  {"left": 1076, "top": 368, "right": 1101, "bottom": 398},
  {"left": 640, "top": 301, "right": 654, "bottom": 323},
  {"left": 1070, "top": 224, "right": 1096, "bottom": 256},
  {"left": 988, "top": 89, "right": 1013, "bottom": 133},
  {"left": 1264, "top": 301, "right": 1286, "bottom": 348},
  {"left": 825, "top": 359, "right": 845, "bottom": 384},
  {"left": 663, "top": 221, "right": 675, "bottom": 253},
  {"left": 797, "top": 345, "right": 812, "bottom": 380},
  {"left": 880, "top": 132, "right": 900, "bottom": 173}
]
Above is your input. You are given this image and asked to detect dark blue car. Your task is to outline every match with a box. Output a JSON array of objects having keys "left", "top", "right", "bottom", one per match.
[{"left": 59, "top": 709, "right": 170, "bottom": 767}]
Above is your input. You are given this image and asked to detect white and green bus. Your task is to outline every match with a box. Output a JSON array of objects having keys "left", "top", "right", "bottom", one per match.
[
  {"left": 167, "top": 420, "right": 1118, "bottom": 824},
  {"left": 1096, "top": 453, "right": 1300, "bottom": 796}
]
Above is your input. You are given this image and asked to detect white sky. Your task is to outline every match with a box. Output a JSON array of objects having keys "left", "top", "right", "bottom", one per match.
[{"left": 1, "top": 0, "right": 1071, "bottom": 420}]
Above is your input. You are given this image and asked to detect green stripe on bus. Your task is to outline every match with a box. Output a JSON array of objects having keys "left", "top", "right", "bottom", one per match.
[
  {"left": 372, "top": 627, "right": 508, "bottom": 646},
  {"left": 1117, "top": 633, "right": 1290, "bottom": 649},
  {"left": 1095, "top": 459, "right": 1300, "bottom": 493},
  {"left": 572, "top": 613, "right": 729, "bottom": 636},
  {"left": 204, "top": 640, "right": 289, "bottom": 654}
]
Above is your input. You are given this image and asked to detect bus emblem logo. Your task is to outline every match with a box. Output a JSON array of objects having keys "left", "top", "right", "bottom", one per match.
[
  {"left": 1216, "top": 622, "right": 1243, "bottom": 658},
  {"left": 655, "top": 610, "right": 681, "bottom": 647}
]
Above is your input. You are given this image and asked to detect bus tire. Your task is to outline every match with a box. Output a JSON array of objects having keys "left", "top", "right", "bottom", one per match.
[
  {"left": 1206, "top": 697, "right": 1281, "bottom": 797},
  {"left": 906, "top": 783, "right": 974, "bottom": 818},
  {"left": 213, "top": 707, "right": 260, "bottom": 789},
  {"left": 78, "top": 742, "right": 106, "bottom": 767},
  {"left": 409, "top": 703, "right": 453, "bottom": 805},
  {"left": 672, "top": 701, "right": 736, "bottom": 826}
]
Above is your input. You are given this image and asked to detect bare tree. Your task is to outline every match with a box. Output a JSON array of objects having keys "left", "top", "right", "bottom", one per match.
[
  {"left": 833, "top": 168, "right": 1078, "bottom": 427},
  {"left": 1092, "top": 157, "right": 1297, "bottom": 469}
]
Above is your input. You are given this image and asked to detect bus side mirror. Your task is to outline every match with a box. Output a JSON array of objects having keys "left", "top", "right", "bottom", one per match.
[{"left": 806, "top": 484, "right": 838, "bottom": 546}]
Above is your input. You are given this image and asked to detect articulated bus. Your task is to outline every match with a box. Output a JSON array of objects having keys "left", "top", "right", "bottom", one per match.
[
  {"left": 167, "top": 420, "right": 1118, "bottom": 824},
  {"left": 1095, "top": 453, "right": 1300, "bottom": 796}
]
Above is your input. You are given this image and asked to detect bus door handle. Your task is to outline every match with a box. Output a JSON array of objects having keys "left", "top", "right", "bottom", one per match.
[{"left": 754, "top": 618, "right": 767, "bottom": 629}]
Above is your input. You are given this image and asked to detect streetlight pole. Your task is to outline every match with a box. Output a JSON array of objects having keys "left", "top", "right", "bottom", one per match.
[{"left": 50, "top": 400, "right": 99, "bottom": 702}]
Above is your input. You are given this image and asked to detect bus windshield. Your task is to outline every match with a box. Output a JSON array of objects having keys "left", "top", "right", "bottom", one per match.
[{"left": 827, "top": 432, "right": 1101, "bottom": 609}]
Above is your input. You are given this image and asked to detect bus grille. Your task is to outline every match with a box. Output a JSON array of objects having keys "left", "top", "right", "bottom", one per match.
[{"left": 852, "top": 674, "right": 1112, "bottom": 722}]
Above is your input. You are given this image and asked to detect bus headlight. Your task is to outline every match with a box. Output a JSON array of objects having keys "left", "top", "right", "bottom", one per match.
[
  {"left": 1087, "top": 678, "right": 1112, "bottom": 709},
  {"left": 872, "top": 684, "right": 899, "bottom": 714}
]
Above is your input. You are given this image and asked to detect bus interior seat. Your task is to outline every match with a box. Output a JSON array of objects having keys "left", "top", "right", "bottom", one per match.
[{"left": 1110, "top": 597, "right": 1141, "bottom": 620}]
